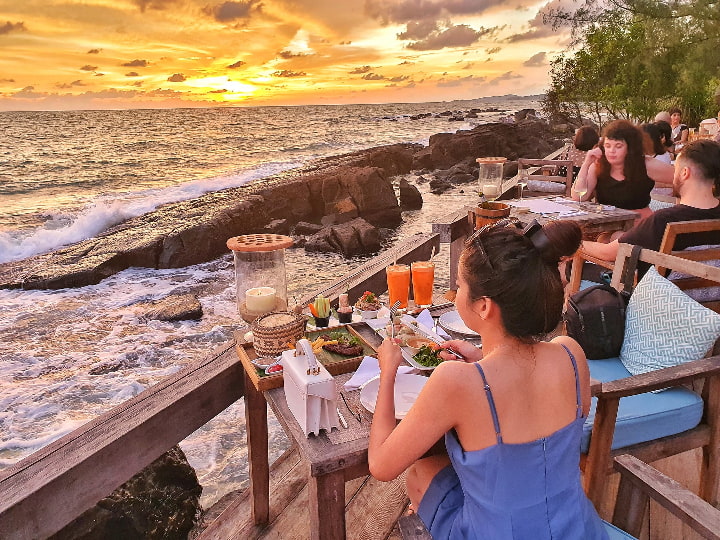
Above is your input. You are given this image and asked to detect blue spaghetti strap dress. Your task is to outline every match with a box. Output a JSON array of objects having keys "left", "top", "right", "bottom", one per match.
[{"left": 417, "top": 345, "right": 608, "bottom": 539}]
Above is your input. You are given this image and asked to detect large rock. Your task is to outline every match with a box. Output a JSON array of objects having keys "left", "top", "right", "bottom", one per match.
[
  {"left": 412, "top": 121, "right": 564, "bottom": 171},
  {"left": 305, "top": 218, "right": 381, "bottom": 257},
  {"left": 51, "top": 446, "right": 201, "bottom": 540},
  {"left": 399, "top": 178, "right": 423, "bottom": 210},
  {"left": 136, "top": 294, "right": 204, "bottom": 322}
]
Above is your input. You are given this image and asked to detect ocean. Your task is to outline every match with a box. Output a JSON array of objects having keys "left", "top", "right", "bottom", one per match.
[{"left": 0, "top": 97, "right": 538, "bottom": 507}]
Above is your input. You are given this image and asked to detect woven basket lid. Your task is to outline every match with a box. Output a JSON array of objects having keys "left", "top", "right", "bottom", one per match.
[
  {"left": 476, "top": 156, "right": 507, "bottom": 164},
  {"left": 227, "top": 234, "right": 293, "bottom": 252}
]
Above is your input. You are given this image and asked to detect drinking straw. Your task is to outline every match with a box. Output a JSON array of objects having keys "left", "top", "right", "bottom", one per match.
[{"left": 430, "top": 246, "right": 436, "bottom": 260}]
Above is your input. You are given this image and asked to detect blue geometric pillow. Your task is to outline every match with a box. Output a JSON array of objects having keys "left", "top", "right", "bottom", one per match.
[{"left": 620, "top": 266, "right": 720, "bottom": 376}]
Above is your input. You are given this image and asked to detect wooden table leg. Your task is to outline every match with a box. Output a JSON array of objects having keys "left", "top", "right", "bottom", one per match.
[
  {"left": 244, "top": 369, "right": 269, "bottom": 525},
  {"left": 308, "top": 470, "right": 345, "bottom": 540}
]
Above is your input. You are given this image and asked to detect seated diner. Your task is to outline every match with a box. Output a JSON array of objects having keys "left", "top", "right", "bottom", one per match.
[{"left": 368, "top": 219, "right": 608, "bottom": 539}]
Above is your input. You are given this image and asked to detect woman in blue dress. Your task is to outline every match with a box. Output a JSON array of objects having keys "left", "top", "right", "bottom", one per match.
[{"left": 368, "top": 219, "right": 608, "bottom": 539}]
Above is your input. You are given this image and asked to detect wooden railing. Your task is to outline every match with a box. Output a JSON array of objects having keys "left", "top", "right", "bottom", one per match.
[{"left": 0, "top": 233, "right": 440, "bottom": 539}]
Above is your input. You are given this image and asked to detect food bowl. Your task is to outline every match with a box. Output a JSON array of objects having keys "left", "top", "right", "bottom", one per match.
[
  {"left": 355, "top": 307, "right": 379, "bottom": 320},
  {"left": 405, "top": 336, "right": 434, "bottom": 354}
]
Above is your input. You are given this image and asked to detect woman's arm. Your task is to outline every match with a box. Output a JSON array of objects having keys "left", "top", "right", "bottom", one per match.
[
  {"left": 645, "top": 156, "right": 673, "bottom": 187},
  {"left": 369, "top": 355, "right": 462, "bottom": 481},
  {"left": 571, "top": 148, "right": 601, "bottom": 201}
]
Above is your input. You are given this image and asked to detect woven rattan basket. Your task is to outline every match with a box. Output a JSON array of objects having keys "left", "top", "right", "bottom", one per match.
[{"left": 250, "top": 311, "right": 307, "bottom": 357}]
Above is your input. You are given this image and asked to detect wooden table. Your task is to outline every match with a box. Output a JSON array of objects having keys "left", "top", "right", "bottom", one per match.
[
  {"left": 240, "top": 306, "right": 456, "bottom": 540},
  {"left": 434, "top": 199, "right": 639, "bottom": 291}
]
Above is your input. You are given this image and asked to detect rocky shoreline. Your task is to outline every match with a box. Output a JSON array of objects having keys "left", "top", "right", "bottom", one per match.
[{"left": 0, "top": 112, "right": 569, "bottom": 291}]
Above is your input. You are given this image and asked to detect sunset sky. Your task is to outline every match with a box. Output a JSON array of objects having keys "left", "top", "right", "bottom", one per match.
[{"left": 0, "top": 0, "right": 574, "bottom": 111}]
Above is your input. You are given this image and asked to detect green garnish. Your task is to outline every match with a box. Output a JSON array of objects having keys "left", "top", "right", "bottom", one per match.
[
  {"left": 328, "top": 331, "right": 360, "bottom": 346},
  {"left": 413, "top": 344, "right": 442, "bottom": 367}
]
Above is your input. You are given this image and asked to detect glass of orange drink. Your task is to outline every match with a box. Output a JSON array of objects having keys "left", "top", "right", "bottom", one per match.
[
  {"left": 386, "top": 264, "right": 411, "bottom": 309},
  {"left": 411, "top": 261, "right": 435, "bottom": 308}
]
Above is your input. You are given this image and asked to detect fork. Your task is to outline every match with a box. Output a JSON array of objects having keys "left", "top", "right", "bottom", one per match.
[{"left": 388, "top": 300, "right": 401, "bottom": 340}]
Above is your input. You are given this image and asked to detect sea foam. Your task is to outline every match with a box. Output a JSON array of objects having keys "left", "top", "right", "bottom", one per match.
[{"left": 0, "top": 160, "right": 300, "bottom": 264}]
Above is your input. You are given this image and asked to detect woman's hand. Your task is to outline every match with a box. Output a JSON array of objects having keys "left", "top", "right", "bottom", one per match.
[
  {"left": 438, "top": 340, "right": 483, "bottom": 363},
  {"left": 583, "top": 147, "right": 602, "bottom": 165},
  {"left": 378, "top": 336, "right": 404, "bottom": 373}
]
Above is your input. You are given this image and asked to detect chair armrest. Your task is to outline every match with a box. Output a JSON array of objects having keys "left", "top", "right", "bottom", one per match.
[
  {"left": 593, "top": 355, "right": 720, "bottom": 399},
  {"left": 613, "top": 455, "right": 720, "bottom": 540}
]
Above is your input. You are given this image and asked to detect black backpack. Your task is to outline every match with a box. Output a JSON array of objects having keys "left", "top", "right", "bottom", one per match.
[{"left": 564, "top": 246, "right": 641, "bottom": 359}]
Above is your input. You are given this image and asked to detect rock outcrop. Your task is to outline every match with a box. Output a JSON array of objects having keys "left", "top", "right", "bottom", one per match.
[
  {"left": 304, "top": 217, "right": 381, "bottom": 257},
  {"left": 0, "top": 120, "right": 566, "bottom": 291},
  {"left": 135, "top": 294, "right": 204, "bottom": 322},
  {"left": 51, "top": 446, "right": 202, "bottom": 540}
]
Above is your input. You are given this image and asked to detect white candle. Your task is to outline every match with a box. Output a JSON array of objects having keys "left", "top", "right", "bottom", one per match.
[
  {"left": 245, "top": 286, "right": 277, "bottom": 313},
  {"left": 482, "top": 184, "right": 500, "bottom": 198}
]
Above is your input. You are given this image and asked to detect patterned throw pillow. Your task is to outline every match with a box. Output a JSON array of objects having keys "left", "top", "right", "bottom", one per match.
[{"left": 620, "top": 266, "right": 720, "bottom": 376}]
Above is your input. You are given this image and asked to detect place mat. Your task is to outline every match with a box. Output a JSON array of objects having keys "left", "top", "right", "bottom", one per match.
[{"left": 326, "top": 372, "right": 373, "bottom": 445}]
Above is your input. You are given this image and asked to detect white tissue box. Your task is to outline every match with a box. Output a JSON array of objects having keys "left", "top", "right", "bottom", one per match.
[{"left": 281, "top": 339, "right": 339, "bottom": 436}]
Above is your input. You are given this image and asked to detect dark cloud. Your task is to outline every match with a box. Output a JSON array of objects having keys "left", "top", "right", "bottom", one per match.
[
  {"left": 227, "top": 60, "right": 246, "bottom": 68},
  {"left": 272, "top": 70, "right": 306, "bottom": 77},
  {"left": 209, "top": 89, "right": 227, "bottom": 93},
  {"left": 405, "top": 24, "right": 489, "bottom": 51},
  {"left": 362, "top": 73, "right": 384, "bottom": 80},
  {"left": 349, "top": 65, "right": 372, "bottom": 74},
  {"left": 279, "top": 50, "right": 310, "bottom": 59},
  {"left": 125, "top": 72, "right": 140, "bottom": 77},
  {"left": 0, "top": 78, "right": 15, "bottom": 83},
  {"left": 12, "top": 86, "right": 45, "bottom": 99},
  {"left": 122, "top": 59, "right": 149, "bottom": 67},
  {"left": 87, "top": 48, "right": 101, "bottom": 54},
  {"left": 366, "top": 0, "right": 504, "bottom": 24},
  {"left": 167, "top": 73, "right": 187, "bottom": 82},
  {"left": 95, "top": 73, "right": 104, "bottom": 76},
  {"left": 523, "top": 51, "right": 546, "bottom": 66},
  {"left": 339, "top": 40, "right": 352, "bottom": 45},
  {"left": 437, "top": 74, "right": 486, "bottom": 87},
  {"left": 507, "top": 0, "right": 566, "bottom": 42},
  {"left": 0, "top": 21, "right": 26, "bottom": 35},
  {"left": 132, "top": 80, "right": 143, "bottom": 87},
  {"left": 57, "top": 80, "right": 86, "bottom": 89},
  {"left": 397, "top": 19, "right": 438, "bottom": 40},
  {"left": 488, "top": 71, "right": 522, "bottom": 85},
  {"left": 388, "top": 75, "right": 409, "bottom": 83},
  {"left": 398, "top": 60, "right": 415, "bottom": 65},
  {"left": 204, "top": 1, "right": 262, "bottom": 22},
  {"left": 80, "top": 65, "right": 98, "bottom": 71},
  {"left": 486, "top": 46, "right": 501, "bottom": 54}
]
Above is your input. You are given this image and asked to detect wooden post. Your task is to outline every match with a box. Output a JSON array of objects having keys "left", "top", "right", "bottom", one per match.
[
  {"left": 613, "top": 467, "right": 649, "bottom": 537},
  {"left": 583, "top": 395, "right": 620, "bottom": 511},
  {"left": 308, "top": 470, "right": 346, "bottom": 540},
  {"left": 701, "top": 374, "right": 720, "bottom": 506},
  {"left": 244, "top": 368, "right": 270, "bottom": 525}
]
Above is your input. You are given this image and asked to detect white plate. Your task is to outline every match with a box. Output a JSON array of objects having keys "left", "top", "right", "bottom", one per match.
[
  {"left": 359, "top": 373, "right": 428, "bottom": 419},
  {"left": 438, "top": 311, "right": 479, "bottom": 337}
]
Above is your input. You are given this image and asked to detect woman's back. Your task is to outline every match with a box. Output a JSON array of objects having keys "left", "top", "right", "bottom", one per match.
[{"left": 419, "top": 342, "right": 607, "bottom": 539}]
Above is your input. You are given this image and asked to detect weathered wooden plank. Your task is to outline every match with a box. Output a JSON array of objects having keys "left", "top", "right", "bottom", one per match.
[
  {"left": 245, "top": 366, "right": 270, "bottom": 525},
  {"left": 344, "top": 472, "right": 409, "bottom": 540},
  {"left": 197, "top": 447, "right": 306, "bottom": 539},
  {"left": 398, "top": 513, "right": 432, "bottom": 540},
  {"left": 309, "top": 470, "right": 346, "bottom": 540},
  {"left": 296, "top": 233, "right": 440, "bottom": 309},
  {"left": 613, "top": 455, "right": 720, "bottom": 540},
  {"left": 583, "top": 396, "right": 620, "bottom": 508},
  {"left": 0, "top": 341, "right": 245, "bottom": 540},
  {"left": 593, "top": 356, "right": 720, "bottom": 399}
]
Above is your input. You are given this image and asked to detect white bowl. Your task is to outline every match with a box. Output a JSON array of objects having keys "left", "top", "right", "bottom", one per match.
[{"left": 355, "top": 307, "right": 380, "bottom": 320}]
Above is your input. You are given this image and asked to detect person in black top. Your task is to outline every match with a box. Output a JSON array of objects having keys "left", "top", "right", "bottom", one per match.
[
  {"left": 580, "top": 139, "right": 720, "bottom": 270},
  {"left": 571, "top": 120, "right": 673, "bottom": 220}
]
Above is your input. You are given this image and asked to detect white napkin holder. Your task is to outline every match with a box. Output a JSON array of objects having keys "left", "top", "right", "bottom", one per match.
[{"left": 281, "top": 338, "right": 339, "bottom": 436}]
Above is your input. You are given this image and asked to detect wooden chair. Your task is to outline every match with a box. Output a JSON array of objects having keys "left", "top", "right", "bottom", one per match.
[
  {"left": 568, "top": 219, "right": 720, "bottom": 305},
  {"left": 517, "top": 158, "right": 574, "bottom": 197},
  {"left": 581, "top": 244, "right": 720, "bottom": 513},
  {"left": 611, "top": 455, "right": 720, "bottom": 540}
]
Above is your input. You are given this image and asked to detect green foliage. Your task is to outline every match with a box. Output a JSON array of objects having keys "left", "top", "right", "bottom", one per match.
[{"left": 543, "top": 0, "right": 720, "bottom": 127}]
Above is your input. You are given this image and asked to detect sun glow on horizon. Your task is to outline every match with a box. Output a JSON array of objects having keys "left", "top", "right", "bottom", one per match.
[{"left": 0, "top": 0, "right": 567, "bottom": 111}]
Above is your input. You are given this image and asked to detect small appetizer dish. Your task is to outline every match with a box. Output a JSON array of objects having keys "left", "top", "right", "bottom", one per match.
[
  {"left": 309, "top": 294, "right": 331, "bottom": 327},
  {"left": 405, "top": 336, "right": 434, "bottom": 354},
  {"left": 354, "top": 291, "right": 382, "bottom": 319}
]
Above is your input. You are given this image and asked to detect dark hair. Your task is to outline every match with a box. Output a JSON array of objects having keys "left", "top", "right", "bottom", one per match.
[
  {"left": 641, "top": 123, "right": 665, "bottom": 156},
  {"left": 677, "top": 139, "right": 720, "bottom": 188},
  {"left": 461, "top": 221, "right": 582, "bottom": 341},
  {"left": 668, "top": 107, "right": 682, "bottom": 117},
  {"left": 574, "top": 126, "right": 600, "bottom": 151},
  {"left": 654, "top": 120, "right": 673, "bottom": 149},
  {"left": 597, "top": 120, "right": 647, "bottom": 184}
]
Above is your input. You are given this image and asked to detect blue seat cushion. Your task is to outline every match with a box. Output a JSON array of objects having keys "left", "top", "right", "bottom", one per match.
[
  {"left": 603, "top": 521, "right": 635, "bottom": 539},
  {"left": 581, "top": 357, "right": 704, "bottom": 452}
]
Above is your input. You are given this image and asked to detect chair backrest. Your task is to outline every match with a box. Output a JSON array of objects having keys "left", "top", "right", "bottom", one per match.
[
  {"left": 658, "top": 219, "right": 720, "bottom": 310},
  {"left": 518, "top": 158, "right": 574, "bottom": 196}
]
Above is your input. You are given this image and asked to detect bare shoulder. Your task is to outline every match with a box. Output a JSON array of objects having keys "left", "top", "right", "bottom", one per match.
[{"left": 550, "top": 335, "right": 586, "bottom": 361}]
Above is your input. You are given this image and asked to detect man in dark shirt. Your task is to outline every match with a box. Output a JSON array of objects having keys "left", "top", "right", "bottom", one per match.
[{"left": 581, "top": 139, "right": 720, "bottom": 265}]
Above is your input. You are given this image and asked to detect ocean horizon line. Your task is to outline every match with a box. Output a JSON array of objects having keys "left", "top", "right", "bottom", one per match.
[{"left": 0, "top": 93, "right": 545, "bottom": 114}]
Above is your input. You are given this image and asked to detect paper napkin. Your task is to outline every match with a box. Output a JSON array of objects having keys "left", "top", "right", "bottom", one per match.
[
  {"left": 343, "top": 356, "right": 416, "bottom": 391},
  {"left": 415, "top": 309, "right": 451, "bottom": 339}
]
